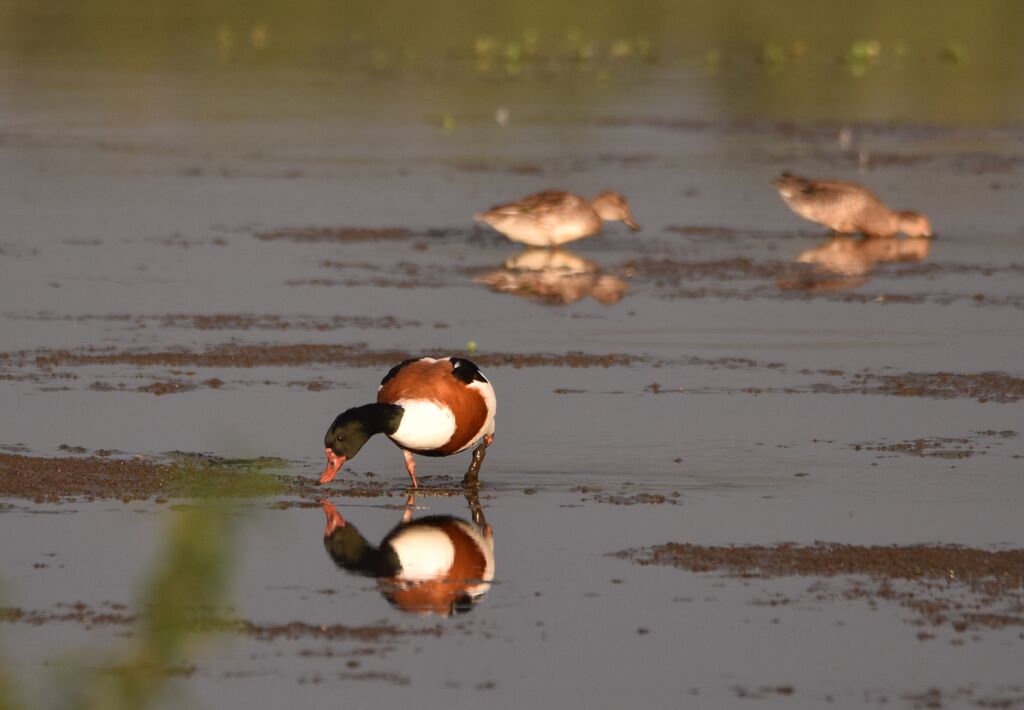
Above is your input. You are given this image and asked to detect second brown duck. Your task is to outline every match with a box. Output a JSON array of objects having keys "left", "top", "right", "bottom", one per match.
[{"left": 772, "top": 173, "right": 933, "bottom": 239}]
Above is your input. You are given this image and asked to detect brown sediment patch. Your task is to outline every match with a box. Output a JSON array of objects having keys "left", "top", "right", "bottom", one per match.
[
  {"left": 666, "top": 225, "right": 815, "bottom": 242},
  {"left": 138, "top": 380, "right": 198, "bottom": 396},
  {"left": 14, "top": 313, "right": 420, "bottom": 331},
  {"left": 451, "top": 159, "right": 545, "bottom": 175},
  {"left": 627, "top": 256, "right": 790, "bottom": 282},
  {"left": 653, "top": 282, "right": 1024, "bottom": 310},
  {"left": 905, "top": 685, "right": 1024, "bottom": 709},
  {"left": 0, "top": 601, "right": 136, "bottom": 628},
  {"left": 0, "top": 453, "right": 274, "bottom": 502},
  {"left": 732, "top": 685, "right": 796, "bottom": 700},
  {"left": 587, "top": 491, "right": 681, "bottom": 506},
  {"left": 572, "top": 482, "right": 682, "bottom": 506},
  {"left": 820, "top": 371, "right": 1024, "bottom": 404},
  {"left": 14, "top": 344, "right": 646, "bottom": 371},
  {"left": 848, "top": 431, "right": 1020, "bottom": 459},
  {"left": 851, "top": 437, "right": 980, "bottom": 459},
  {"left": 618, "top": 543, "right": 1024, "bottom": 590},
  {"left": 637, "top": 368, "right": 1024, "bottom": 403},
  {"left": 0, "top": 602, "right": 442, "bottom": 643},
  {"left": 229, "top": 618, "right": 442, "bottom": 642},
  {"left": 85, "top": 379, "right": 206, "bottom": 396},
  {"left": 892, "top": 262, "right": 1024, "bottom": 278},
  {"left": 316, "top": 260, "right": 453, "bottom": 289},
  {"left": 0, "top": 451, "right": 470, "bottom": 503},
  {"left": 335, "top": 671, "right": 411, "bottom": 686},
  {"left": 616, "top": 542, "right": 1024, "bottom": 633},
  {"left": 0, "top": 452, "right": 387, "bottom": 503},
  {"left": 254, "top": 227, "right": 410, "bottom": 242},
  {"left": 0, "top": 372, "right": 78, "bottom": 384}
]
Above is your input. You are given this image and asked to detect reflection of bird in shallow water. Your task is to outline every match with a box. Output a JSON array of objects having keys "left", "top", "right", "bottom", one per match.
[
  {"left": 475, "top": 189, "right": 640, "bottom": 247},
  {"left": 475, "top": 248, "right": 629, "bottom": 305},
  {"left": 772, "top": 173, "right": 933, "bottom": 239},
  {"left": 780, "top": 235, "right": 932, "bottom": 292},
  {"left": 319, "top": 357, "right": 496, "bottom": 488},
  {"left": 321, "top": 490, "right": 495, "bottom": 616}
]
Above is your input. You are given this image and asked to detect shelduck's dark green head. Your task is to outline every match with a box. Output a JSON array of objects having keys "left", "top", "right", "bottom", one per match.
[{"left": 320, "top": 403, "right": 403, "bottom": 485}]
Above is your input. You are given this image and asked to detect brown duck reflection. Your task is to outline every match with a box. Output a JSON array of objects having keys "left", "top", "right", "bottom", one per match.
[
  {"left": 780, "top": 235, "right": 932, "bottom": 292},
  {"left": 475, "top": 248, "right": 629, "bottom": 305},
  {"left": 321, "top": 489, "right": 494, "bottom": 616}
]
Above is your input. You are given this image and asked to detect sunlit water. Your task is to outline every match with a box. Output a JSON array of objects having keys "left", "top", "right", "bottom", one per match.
[{"left": 2, "top": 8, "right": 1023, "bottom": 707}]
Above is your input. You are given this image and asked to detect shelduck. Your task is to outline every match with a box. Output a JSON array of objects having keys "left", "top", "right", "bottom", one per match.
[
  {"left": 319, "top": 356, "right": 496, "bottom": 488},
  {"left": 772, "top": 173, "right": 933, "bottom": 239},
  {"left": 475, "top": 189, "right": 640, "bottom": 248}
]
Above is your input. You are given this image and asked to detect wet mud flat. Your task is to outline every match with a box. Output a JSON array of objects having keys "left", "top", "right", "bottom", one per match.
[
  {"left": 617, "top": 542, "right": 1024, "bottom": 634},
  {"left": 1, "top": 60, "right": 1023, "bottom": 710},
  {"left": 4, "top": 489, "right": 1024, "bottom": 709}
]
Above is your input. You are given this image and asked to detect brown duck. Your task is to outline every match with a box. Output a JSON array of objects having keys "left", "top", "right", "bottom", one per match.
[
  {"left": 475, "top": 189, "right": 640, "bottom": 247},
  {"left": 772, "top": 173, "right": 932, "bottom": 239}
]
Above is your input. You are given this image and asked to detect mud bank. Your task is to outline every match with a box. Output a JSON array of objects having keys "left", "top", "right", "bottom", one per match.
[
  {"left": 0, "top": 452, "right": 385, "bottom": 502},
  {"left": 617, "top": 542, "right": 1024, "bottom": 633},
  {"left": 17, "top": 344, "right": 644, "bottom": 371}
]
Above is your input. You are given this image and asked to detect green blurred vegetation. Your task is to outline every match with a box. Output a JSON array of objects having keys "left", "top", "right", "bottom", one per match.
[
  {"left": 163, "top": 454, "right": 288, "bottom": 499},
  {"left": 58, "top": 505, "right": 234, "bottom": 710},
  {"left": 1, "top": 0, "right": 1020, "bottom": 69},
  {"left": 0, "top": 1, "right": 1021, "bottom": 123},
  {"left": 0, "top": 462, "right": 282, "bottom": 710}
]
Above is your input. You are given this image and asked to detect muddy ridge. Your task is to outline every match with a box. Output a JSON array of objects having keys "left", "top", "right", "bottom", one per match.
[
  {"left": 254, "top": 227, "right": 411, "bottom": 243},
  {"left": 618, "top": 542, "right": 1024, "bottom": 590},
  {"left": 13, "top": 344, "right": 645, "bottom": 371},
  {"left": 821, "top": 371, "right": 1024, "bottom": 404},
  {"left": 853, "top": 437, "right": 981, "bottom": 459},
  {"left": 0, "top": 603, "right": 442, "bottom": 642},
  {"left": 12, "top": 313, "right": 422, "bottom": 331},
  {"left": 0, "top": 452, "right": 388, "bottom": 502},
  {"left": 617, "top": 542, "right": 1024, "bottom": 633},
  {"left": 0, "top": 451, "right": 518, "bottom": 502}
]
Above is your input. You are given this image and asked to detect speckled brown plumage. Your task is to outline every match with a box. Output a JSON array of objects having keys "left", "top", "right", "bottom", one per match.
[
  {"left": 772, "top": 173, "right": 932, "bottom": 239},
  {"left": 475, "top": 189, "right": 639, "bottom": 247}
]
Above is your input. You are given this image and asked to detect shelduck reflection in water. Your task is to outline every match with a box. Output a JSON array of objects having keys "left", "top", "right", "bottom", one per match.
[
  {"left": 779, "top": 235, "right": 932, "bottom": 292},
  {"left": 474, "top": 248, "right": 629, "bottom": 305},
  {"left": 321, "top": 489, "right": 495, "bottom": 617}
]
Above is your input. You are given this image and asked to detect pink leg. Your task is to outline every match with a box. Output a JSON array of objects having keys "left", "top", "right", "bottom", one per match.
[
  {"left": 484, "top": 434, "right": 494, "bottom": 447},
  {"left": 402, "top": 449, "right": 419, "bottom": 488}
]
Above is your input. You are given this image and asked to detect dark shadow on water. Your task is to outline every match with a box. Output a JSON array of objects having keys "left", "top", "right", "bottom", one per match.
[
  {"left": 320, "top": 489, "right": 495, "bottom": 617},
  {"left": 474, "top": 248, "right": 629, "bottom": 305},
  {"left": 778, "top": 235, "right": 932, "bottom": 293}
]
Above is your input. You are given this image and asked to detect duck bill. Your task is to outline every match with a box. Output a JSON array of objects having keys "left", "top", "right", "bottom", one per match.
[
  {"left": 319, "top": 448, "right": 346, "bottom": 484},
  {"left": 625, "top": 218, "right": 641, "bottom": 232}
]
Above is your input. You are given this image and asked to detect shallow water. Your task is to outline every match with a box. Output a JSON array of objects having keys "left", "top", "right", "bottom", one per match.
[{"left": 2, "top": 20, "right": 1024, "bottom": 710}]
